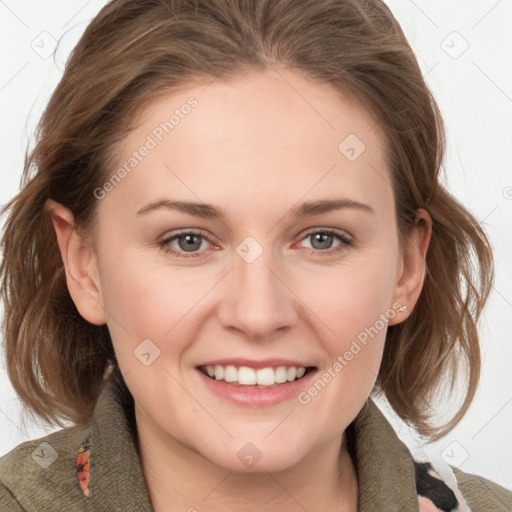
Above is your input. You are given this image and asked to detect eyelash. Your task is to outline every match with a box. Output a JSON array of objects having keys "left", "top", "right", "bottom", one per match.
[{"left": 159, "top": 228, "right": 353, "bottom": 259}]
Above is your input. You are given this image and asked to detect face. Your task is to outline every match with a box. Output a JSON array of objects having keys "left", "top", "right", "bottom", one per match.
[{"left": 62, "top": 68, "right": 424, "bottom": 473}]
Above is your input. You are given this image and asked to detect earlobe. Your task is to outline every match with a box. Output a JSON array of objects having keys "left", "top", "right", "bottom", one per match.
[
  {"left": 388, "top": 209, "right": 432, "bottom": 326},
  {"left": 45, "top": 199, "right": 107, "bottom": 325}
]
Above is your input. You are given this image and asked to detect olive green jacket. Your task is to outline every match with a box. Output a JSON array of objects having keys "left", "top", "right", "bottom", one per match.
[{"left": 1, "top": 379, "right": 511, "bottom": 511}]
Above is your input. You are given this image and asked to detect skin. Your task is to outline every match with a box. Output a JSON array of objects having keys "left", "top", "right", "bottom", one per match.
[
  {"left": 47, "top": 67, "right": 432, "bottom": 511},
  {"left": 418, "top": 496, "right": 442, "bottom": 512}
]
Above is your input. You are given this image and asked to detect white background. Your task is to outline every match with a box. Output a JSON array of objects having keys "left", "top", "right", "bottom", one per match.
[{"left": 1, "top": 0, "right": 511, "bottom": 490}]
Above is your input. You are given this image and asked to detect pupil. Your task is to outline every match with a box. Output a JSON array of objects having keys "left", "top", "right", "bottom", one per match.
[
  {"left": 312, "top": 233, "right": 332, "bottom": 250},
  {"left": 179, "top": 234, "right": 201, "bottom": 252}
]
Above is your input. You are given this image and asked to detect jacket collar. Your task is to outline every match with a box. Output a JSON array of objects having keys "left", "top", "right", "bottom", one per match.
[
  {"left": 1, "top": 377, "right": 420, "bottom": 511},
  {"left": 348, "top": 398, "right": 419, "bottom": 510},
  {"left": 92, "top": 377, "right": 420, "bottom": 511},
  {"left": 83, "top": 376, "right": 154, "bottom": 511}
]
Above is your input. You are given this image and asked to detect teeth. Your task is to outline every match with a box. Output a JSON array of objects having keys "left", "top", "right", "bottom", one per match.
[
  {"left": 238, "top": 366, "right": 257, "bottom": 385},
  {"left": 256, "top": 367, "right": 275, "bottom": 385},
  {"left": 214, "top": 365, "right": 224, "bottom": 381},
  {"left": 202, "top": 364, "right": 310, "bottom": 386},
  {"left": 286, "top": 367, "right": 296, "bottom": 381},
  {"left": 275, "top": 366, "right": 288, "bottom": 383},
  {"left": 224, "top": 365, "right": 237, "bottom": 383}
]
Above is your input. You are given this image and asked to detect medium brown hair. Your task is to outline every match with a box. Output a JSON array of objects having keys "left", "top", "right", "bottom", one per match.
[{"left": 1, "top": 0, "right": 493, "bottom": 439}]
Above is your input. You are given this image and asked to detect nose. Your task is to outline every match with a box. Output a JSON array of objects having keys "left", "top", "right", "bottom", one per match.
[{"left": 216, "top": 244, "right": 299, "bottom": 341}]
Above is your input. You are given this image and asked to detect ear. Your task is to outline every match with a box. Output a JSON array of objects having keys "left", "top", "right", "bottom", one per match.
[
  {"left": 45, "top": 199, "right": 107, "bottom": 325},
  {"left": 388, "top": 208, "right": 432, "bottom": 326}
]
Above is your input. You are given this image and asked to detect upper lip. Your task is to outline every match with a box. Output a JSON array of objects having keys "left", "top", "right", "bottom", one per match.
[{"left": 197, "top": 358, "right": 315, "bottom": 369}]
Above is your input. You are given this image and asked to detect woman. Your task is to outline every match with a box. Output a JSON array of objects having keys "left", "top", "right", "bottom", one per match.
[{"left": 1, "top": 0, "right": 511, "bottom": 510}]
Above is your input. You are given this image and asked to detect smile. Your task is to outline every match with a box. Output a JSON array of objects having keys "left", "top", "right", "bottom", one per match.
[{"left": 198, "top": 364, "right": 316, "bottom": 388}]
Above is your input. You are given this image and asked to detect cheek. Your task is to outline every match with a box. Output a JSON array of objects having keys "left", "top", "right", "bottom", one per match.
[
  {"left": 301, "top": 243, "right": 399, "bottom": 402},
  {"left": 95, "top": 249, "right": 188, "bottom": 364},
  {"left": 300, "top": 243, "right": 399, "bottom": 344},
  {"left": 97, "top": 242, "right": 207, "bottom": 328},
  {"left": 97, "top": 227, "right": 398, "bottom": 371}
]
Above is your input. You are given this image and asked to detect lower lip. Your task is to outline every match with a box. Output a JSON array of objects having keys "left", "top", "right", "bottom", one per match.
[{"left": 195, "top": 368, "right": 317, "bottom": 406}]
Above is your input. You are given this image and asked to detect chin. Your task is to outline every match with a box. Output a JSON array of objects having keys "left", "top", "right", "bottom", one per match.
[{"left": 199, "top": 440, "right": 307, "bottom": 474}]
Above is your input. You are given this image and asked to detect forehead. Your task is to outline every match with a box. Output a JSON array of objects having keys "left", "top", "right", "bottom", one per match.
[{"left": 102, "top": 68, "right": 392, "bottom": 221}]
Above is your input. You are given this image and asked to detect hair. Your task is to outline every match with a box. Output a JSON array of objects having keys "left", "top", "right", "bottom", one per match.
[{"left": 1, "top": 0, "right": 493, "bottom": 440}]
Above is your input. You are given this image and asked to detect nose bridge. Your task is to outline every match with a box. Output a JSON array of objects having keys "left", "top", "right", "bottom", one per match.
[{"left": 217, "top": 237, "right": 298, "bottom": 339}]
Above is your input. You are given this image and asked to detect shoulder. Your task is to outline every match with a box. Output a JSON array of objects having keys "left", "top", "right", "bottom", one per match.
[
  {"left": 413, "top": 460, "right": 512, "bottom": 512},
  {"left": 0, "top": 481, "right": 24, "bottom": 511},
  {"left": 0, "top": 423, "right": 91, "bottom": 510},
  {"left": 453, "top": 467, "right": 512, "bottom": 511},
  {"left": 0, "top": 377, "right": 153, "bottom": 511}
]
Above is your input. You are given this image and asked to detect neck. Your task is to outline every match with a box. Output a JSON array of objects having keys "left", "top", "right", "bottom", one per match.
[{"left": 135, "top": 406, "right": 359, "bottom": 512}]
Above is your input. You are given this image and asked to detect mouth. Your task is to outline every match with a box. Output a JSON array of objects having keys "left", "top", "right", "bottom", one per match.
[{"left": 197, "top": 364, "right": 317, "bottom": 388}]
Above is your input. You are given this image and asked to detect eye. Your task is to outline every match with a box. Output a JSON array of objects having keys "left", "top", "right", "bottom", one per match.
[
  {"left": 159, "top": 230, "right": 214, "bottom": 258},
  {"left": 158, "top": 227, "right": 352, "bottom": 259},
  {"left": 296, "top": 228, "right": 352, "bottom": 256}
]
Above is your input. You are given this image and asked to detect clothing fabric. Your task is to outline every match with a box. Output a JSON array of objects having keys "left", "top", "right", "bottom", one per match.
[{"left": 1, "top": 377, "right": 511, "bottom": 511}]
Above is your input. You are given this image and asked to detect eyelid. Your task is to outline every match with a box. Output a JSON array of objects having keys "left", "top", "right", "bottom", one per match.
[
  {"left": 160, "top": 227, "right": 213, "bottom": 242},
  {"left": 294, "top": 227, "right": 352, "bottom": 244},
  {"left": 159, "top": 228, "right": 218, "bottom": 257},
  {"left": 293, "top": 227, "right": 352, "bottom": 255},
  {"left": 159, "top": 226, "right": 353, "bottom": 258}
]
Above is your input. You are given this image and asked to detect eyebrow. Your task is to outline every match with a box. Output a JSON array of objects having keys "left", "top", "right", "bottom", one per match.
[{"left": 136, "top": 198, "right": 375, "bottom": 219}]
